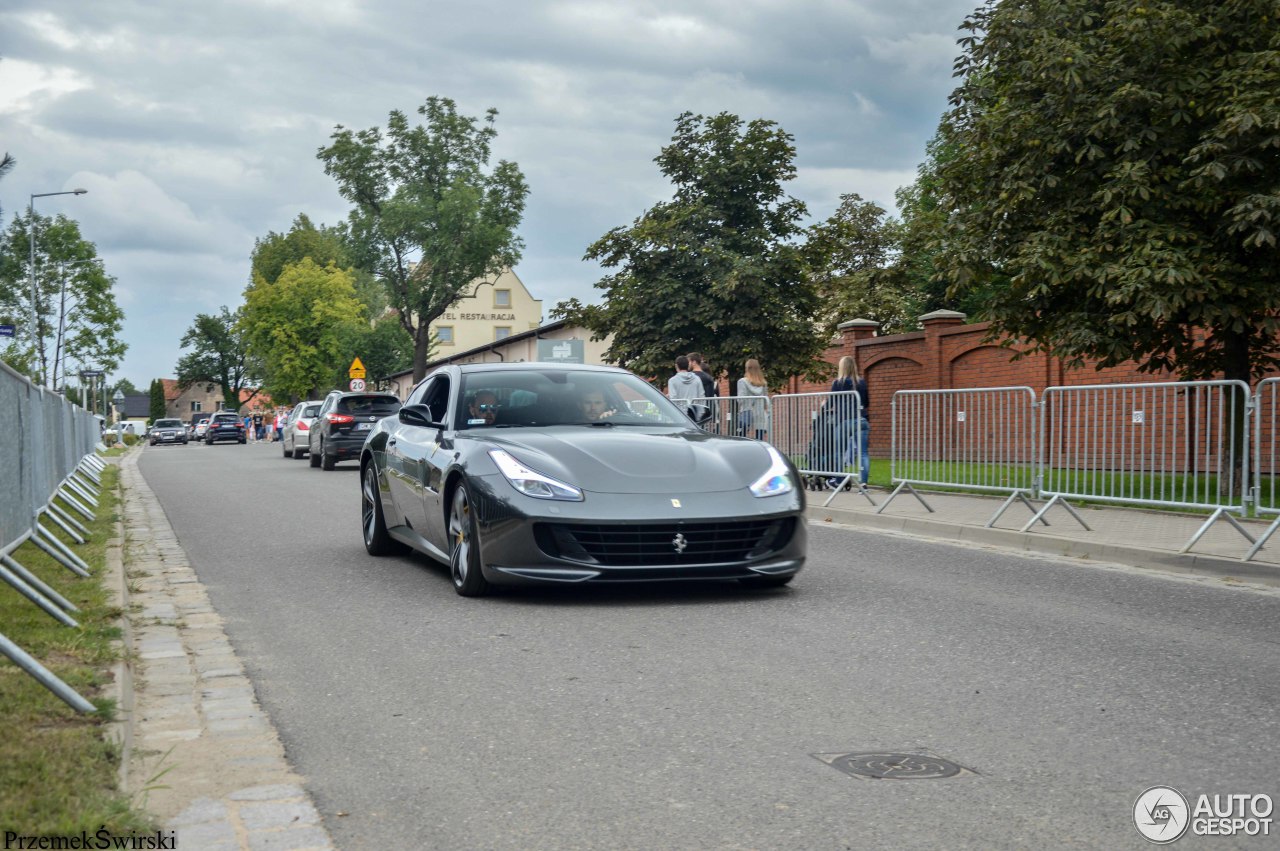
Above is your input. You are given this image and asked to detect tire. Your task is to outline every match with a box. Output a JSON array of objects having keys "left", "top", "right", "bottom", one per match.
[
  {"left": 448, "top": 481, "right": 490, "bottom": 597},
  {"left": 362, "top": 463, "right": 408, "bottom": 556},
  {"left": 292, "top": 447, "right": 304, "bottom": 460},
  {"left": 321, "top": 445, "right": 336, "bottom": 471},
  {"left": 283, "top": 441, "right": 290, "bottom": 457},
  {"left": 309, "top": 443, "right": 322, "bottom": 467},
  {"left": 739, "top": 574, "right": 795, "bottom": 588}
]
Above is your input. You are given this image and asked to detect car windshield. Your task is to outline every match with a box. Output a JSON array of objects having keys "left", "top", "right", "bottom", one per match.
[
  {"left": 338, "top": 395, "right": 401, "bottom": 416},
  {"left": 211, "top": 414, "right": 239, "bottom": 423},
  {"left": 155, "top": 419, "right": 182, "bottom": 428},
  {"left": 458, "top": 369, "right": 689, "bottom": 429},
  {"left": 303, "top": 404, "right": 321, "bottom": 417}
]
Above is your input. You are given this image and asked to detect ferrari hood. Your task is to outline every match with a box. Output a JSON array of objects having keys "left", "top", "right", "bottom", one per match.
[{"left": 475, "top": 427, "right": 776, "bottom": 494}]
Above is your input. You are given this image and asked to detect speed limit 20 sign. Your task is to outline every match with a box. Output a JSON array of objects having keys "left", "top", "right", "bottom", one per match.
[{"left": 349, "top": 378, "right": 366, "bottom": 392}]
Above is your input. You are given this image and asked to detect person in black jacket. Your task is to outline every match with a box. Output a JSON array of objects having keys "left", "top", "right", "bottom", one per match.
[
  {"left": 828, "top": 355, "right": 869, "bottom": 488},
  {"left": 687, "top": 352, "right": 718, "bottom": 398}
]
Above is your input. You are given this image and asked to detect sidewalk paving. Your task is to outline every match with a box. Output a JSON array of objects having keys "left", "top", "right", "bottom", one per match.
[
  {"left": 807, "top": 483, "right": 1280, "bottom": 588},
  {"left": 116, "top": 451, "right": 335, "bottom": 851}
]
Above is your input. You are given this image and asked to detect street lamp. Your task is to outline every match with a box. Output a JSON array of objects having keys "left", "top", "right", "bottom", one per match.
[{"left": 29, "top": 188, "right": 88, "bottom": 386}]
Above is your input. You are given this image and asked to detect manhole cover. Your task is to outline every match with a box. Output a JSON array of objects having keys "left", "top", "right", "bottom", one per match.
[{"left": 813, "top": 752, "right": 973, "bottom": 780}]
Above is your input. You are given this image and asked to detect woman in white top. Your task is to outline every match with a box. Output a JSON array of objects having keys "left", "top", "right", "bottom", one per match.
[{"left": 735, "top": 358, "right": 770, "bottom": 440}]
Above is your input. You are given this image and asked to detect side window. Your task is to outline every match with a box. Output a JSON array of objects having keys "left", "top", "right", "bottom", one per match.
[{"left": 423, "top": 377, "right": 451, "bottom": 424}]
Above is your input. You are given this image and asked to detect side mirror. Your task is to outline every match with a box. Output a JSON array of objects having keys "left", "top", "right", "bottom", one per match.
[
  {"left": 399, "top": 404, "right": 442, "bottom": 429},
  {"left": 687, "top": 403, "right": 713, "bottom": 425}
]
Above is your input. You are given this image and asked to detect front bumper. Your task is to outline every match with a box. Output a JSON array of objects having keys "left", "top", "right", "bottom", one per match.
[
  {"left": 465, "top": 475, "right": 807, "bottom": 586},
  {"left": 151, "top": 432, "right": 187, "bottom": 444}
]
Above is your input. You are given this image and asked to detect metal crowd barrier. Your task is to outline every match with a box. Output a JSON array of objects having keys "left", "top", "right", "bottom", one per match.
[
  {"left": 768, "top": 391, "right": 869, "bottom": 507},
  {"left": 0, "top": 360, "right": 103, "bottom": 712},
  {"left": 877, "top": 387, "right": 1041, "bottom": 526},
  {"left": 685, "top": 394, "right": 772, "bottom": 440},
  {"left": 1029, "top": 380, "right": 1254, "bottom": 553},
  {"left": 1247, "top": 378, "right": 1280, "bottom": 561}
]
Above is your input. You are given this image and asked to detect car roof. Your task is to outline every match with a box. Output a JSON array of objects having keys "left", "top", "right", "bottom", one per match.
[{"left": 453, "top": 362, "right": 628, "bottom": 375}]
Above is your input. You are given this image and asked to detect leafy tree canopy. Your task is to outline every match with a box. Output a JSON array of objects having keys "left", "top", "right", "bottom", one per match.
[
  {"left": 937, "top": 0, "right": 1280, "bottom": 382},
  {"left": 317, "top": 96, "right": 529, "bottom": 381},
  {"left": 0, "top": 212, "right": 126, "bottom": 387},
  {"left": 250, "top": 213, "right": 353, "bottom": 286},
  {"left": 242, "top": 259, "right": 366, "bottom": 402},
  {"left": 558, "top": 111, "right": 827, "bottom": 388},
  {"left": 804, "top": 193, "right": 919, "bottom": 336},
  {"left": 176, "top": 306, "right": 261, "bottom": 411}
]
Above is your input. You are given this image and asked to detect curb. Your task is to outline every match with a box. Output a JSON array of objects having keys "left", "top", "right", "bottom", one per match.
[{"left": 806, "top": 503, "right": 1280, "bottom": 589}]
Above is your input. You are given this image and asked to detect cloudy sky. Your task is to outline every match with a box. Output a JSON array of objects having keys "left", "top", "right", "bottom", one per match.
[{"left": 1, "top": 0, "right": 978, "bottom": 388}]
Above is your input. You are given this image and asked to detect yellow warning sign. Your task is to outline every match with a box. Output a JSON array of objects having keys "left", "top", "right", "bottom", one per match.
[{"left": 348, "top": 357, "right": 366, "bottom": 379}]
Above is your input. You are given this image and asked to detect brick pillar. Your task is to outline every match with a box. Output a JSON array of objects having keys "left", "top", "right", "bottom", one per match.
[{"left": 919, "top": 309, "right": 967, "bottom": 389}]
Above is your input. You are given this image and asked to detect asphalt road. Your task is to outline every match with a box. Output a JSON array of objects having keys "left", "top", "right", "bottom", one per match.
[{"left": 137, "top": 439, "right": 1280, "bottom": 850}]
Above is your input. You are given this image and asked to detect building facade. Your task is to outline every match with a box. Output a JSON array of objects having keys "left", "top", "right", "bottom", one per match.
[{"left": 427, "top": 268, "right": 542, "bottom": 354}]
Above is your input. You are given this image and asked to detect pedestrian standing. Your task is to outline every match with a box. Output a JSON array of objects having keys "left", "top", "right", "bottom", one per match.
[
  {"left": 687, "top": 352, "right": 718, "bottom": 398},
  {"left": 274, "top": 409, "right": 285, "bottom": 443},
  {"left": 252, "top": 410, "right": 264, "bottom": 442},
  {"left": 828, "top": 355, "right": 869, "bottom": 488},
  {"left": 735, "top": 358, "right": 771, "bottom": 441},
  {"left": 666, "top": 355, "right": 703, "bottom": 405}
]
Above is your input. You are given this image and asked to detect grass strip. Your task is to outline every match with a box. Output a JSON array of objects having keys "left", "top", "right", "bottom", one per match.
[{"left": 0, "top": 458, "right": 155, "bottom": 835}]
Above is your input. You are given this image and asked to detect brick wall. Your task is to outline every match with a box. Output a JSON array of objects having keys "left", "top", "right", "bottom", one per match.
[{"left": 785, "top": 313, "right": 1279, "bottom": 462}]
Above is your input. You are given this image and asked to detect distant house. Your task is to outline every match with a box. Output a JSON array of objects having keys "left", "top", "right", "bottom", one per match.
[
  {"left": 156, "top": 379, "right": 271, "bottom": 420},
  {"left": 116, "top": 393, "right": 152, "bottom": 429}
]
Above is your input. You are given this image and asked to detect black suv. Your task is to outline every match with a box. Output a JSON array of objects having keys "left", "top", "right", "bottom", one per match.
[
  {"left": 309, "top": 390, "right": 402, "bottom": 470},
  {"left": 204, "top": 411, "right": 246, "bottom": 445}
]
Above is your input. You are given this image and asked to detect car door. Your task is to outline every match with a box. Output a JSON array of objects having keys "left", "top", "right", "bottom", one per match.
[
  {"left": 385, "top": 376, "right": 447, "bottom": 541},
  {"left": 417, "top": 375, "right": 457, "bottom": 550}
]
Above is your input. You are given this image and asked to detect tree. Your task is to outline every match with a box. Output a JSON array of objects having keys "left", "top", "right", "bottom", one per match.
[
  {"left": 937, "top": 0, "right": 1280, "bottom": 383},
  {"left": 804, "top": 194, "right": 918, "bottom": 336},
  {"left": 0, "top": 212, "right": 126, "bottom": 386},
  {"left": 318, "top": 96, "right": 529, "bottom": 382},
  {"left": 242, "top": 259, "right": 366, "bottom": 402},
  {"left": 558, "top": 111, "right": 827, "bottom": 388},
  {"left": 149, "top": 378, "right": 166, "bottom": 422},
  {"left": 176, "top": 307, "right": 261, "bottom": 411},
  {"left": 250, "top": 214, "right": 353, "bottom": 286}
]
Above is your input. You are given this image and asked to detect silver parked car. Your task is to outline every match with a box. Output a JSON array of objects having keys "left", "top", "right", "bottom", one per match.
[{"left": 282, "top": 400, "right": 323, "bottom": 459}]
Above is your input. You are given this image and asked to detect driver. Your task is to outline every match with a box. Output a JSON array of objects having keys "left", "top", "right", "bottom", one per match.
[
  {"left": 579, "top": 389, "right": 617, "bottom": 422},
  {"left": 468, "top": 391, "right": 500, "bottom": 426}
]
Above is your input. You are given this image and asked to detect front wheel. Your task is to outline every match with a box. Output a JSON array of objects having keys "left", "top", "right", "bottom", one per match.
[
  {"left": 448, "top": 482, "right": 490, "bottom": 597},
  {"left": 362, "top": 463, "right": 407, "bottom": 556}
]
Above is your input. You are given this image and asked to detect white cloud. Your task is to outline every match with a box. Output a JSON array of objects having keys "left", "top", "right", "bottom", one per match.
[{"left": 0, "top": 57, "right": 91, "bottom": 113}]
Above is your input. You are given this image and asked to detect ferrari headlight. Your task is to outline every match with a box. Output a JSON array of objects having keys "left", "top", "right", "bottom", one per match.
[
  {"left": 489, "top": 449, "right": 584, "bottom": 501},
  {"left": 749, "top": 445, "right": 795, "bottom": 498}
]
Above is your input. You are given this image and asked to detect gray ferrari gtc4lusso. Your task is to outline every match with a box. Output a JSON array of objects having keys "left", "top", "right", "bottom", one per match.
[{"left": 359, "top": 363, "right": 807, "bottom": 596}]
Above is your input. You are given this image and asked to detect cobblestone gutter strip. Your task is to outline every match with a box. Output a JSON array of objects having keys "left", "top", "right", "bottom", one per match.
[{"left": 118, "top": 452, "right": 335, "bottom": 851}]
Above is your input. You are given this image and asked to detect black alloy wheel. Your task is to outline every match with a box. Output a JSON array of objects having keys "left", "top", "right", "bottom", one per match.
[
  {"left": 362, "top": 463, "right": 408, "bottom": 556},
  {"left": 448, "top": 481, "right": 490, "bottom": 597}
]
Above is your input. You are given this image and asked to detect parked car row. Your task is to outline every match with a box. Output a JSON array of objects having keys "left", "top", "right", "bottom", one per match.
[{"left": 279, "top": 391, "right": 403, "bottom": 470}]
